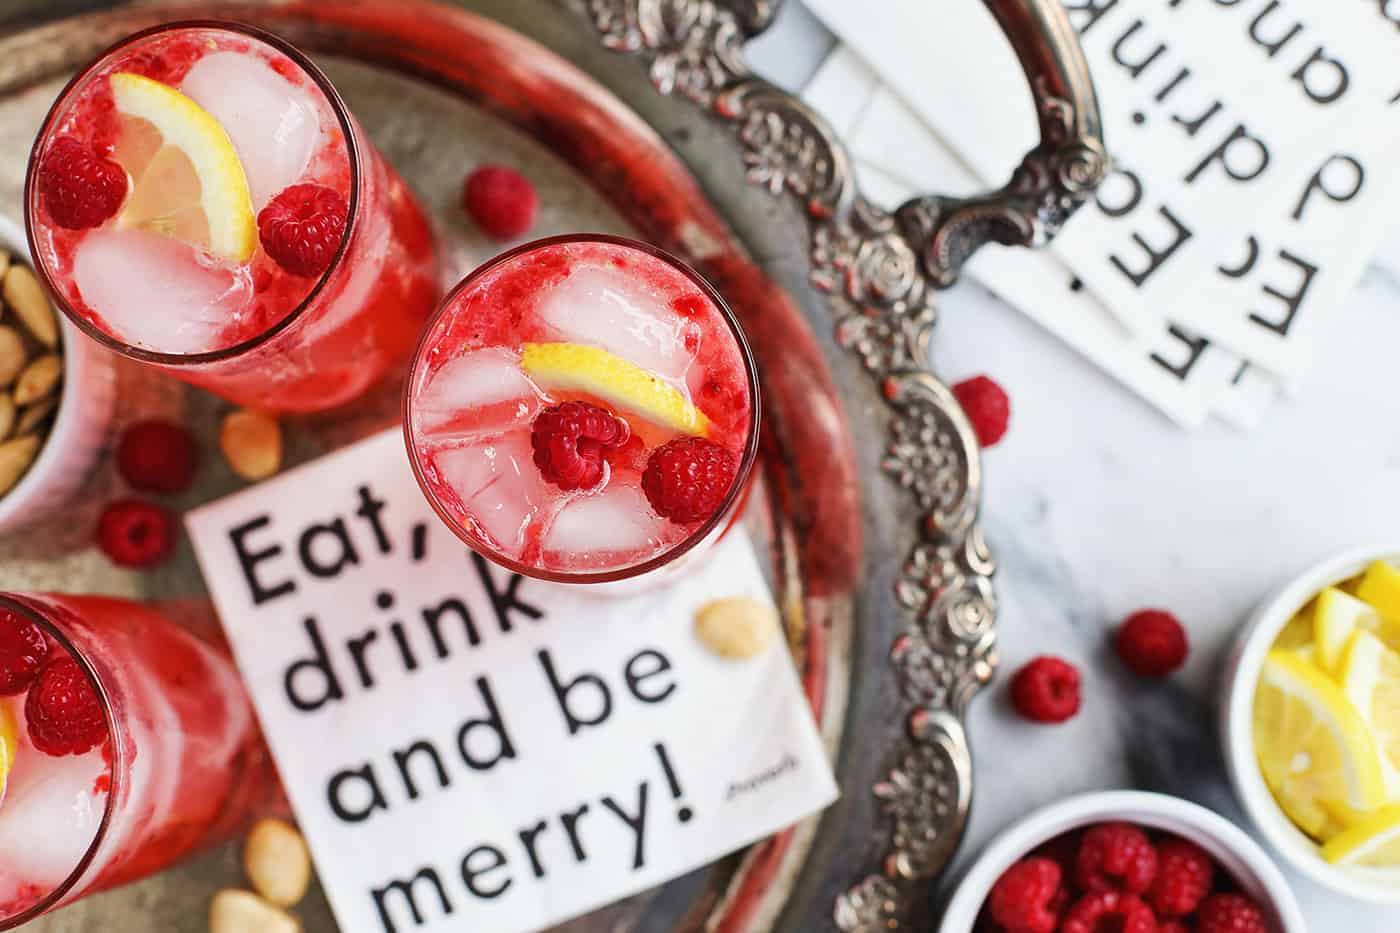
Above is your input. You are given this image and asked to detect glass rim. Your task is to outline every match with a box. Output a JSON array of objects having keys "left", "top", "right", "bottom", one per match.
[
  {"left": 0, "top": 594, "right": 122, "bottom": 930},
  {"left": 402, "top": 233, "right": 763, "bottom": 585},
  {"left": 23, "top": 18, "right": 363, "bottom": 367}
]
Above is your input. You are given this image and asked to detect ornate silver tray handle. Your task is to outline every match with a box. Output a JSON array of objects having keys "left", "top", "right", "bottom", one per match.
[{"left": 586, "top": 1, "right": 1107, "bottom": 928}]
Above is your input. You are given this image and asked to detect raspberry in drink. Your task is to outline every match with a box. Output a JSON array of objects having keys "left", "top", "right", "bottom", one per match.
[
  {"left": 405, "top": 235, "right": 759, "bottom": 582},
  {"left": 0, "top": 594, "right": 277, "bottom": 928},
  {"left": 24, "top": 21, "right": 439, "bottom": 412}
]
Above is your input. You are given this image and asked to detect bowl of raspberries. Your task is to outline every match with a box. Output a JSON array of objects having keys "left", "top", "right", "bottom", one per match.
[{"left": 941, "top": 790, "right": 1305, "bottom": 933}]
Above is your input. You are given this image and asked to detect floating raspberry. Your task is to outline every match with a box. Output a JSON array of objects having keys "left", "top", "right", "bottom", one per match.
[
  {"left": 116, "top": 419, "right": 198, "bottom": 495},
  {"left": 0, "top": 608, "right": 49, "bottom": 696},
  {"left": 1149, "top": 837, "right": 1215, "bottom": 917},
  {"left": 97, "top": 499, "right": 176, "bottom": 569},
  {"left": 952, "top": 374, "right": 1010, "bottom": 448},
  {"left": 1197, "top": 893, "right": 1268, "bottom": 933},
  {"left": 1076, "top": 822, "right": 1159, "bottom": 895},
  {"left": 1116, "top": 609, "right": 1189, "bottom": 678},
  {"left": 462, "top": 165, "right": 537, "bottom": 241},
  {"left": 37, "top": 136, "right": 127, "bottom": 230},
  {"left": 25, "top": 655, "right": 106, "bottom": 757},
  {"left": 1009, "top": 656, "right": 1081, "bottom": 724},
  {"left": 258, "top": 183, "right": 348, "bottom": 277},
  {"left": 987, "top": 857, "right": 1063, "bottom": 933},
  {"left": 642, "top": 436, "right": 739, "bottom": 524},
  {"left": 1060, "top": 891, "right": 1157, "bottom": 933},
  {"left": 531, "top": 402, "right": 630, "bottom": 491}
]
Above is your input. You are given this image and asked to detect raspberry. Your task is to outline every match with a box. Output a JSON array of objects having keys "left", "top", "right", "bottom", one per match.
[
  {"left": 1076, "top": 822, "right": 1159, "bottom": 894},
  {"left": 257, "top": 183, "right": 348, "bottom": 277},
  {"left": 0, "top": 608, "right": 49, "bottom": 696},
  {"left": 116, "top": 419, "right": 198, "bottom": 495},
  {"left": 37, "top": 136, "right": 127, "bottom": 230},
  {"left": 1197, "top": 894, "right": 1268, "bottom": 933},
  {"left": 1148, "top": 838, "right": 1215, "bottom": 917},
  {"left": 1159, "top": 922, "right": 1190, "bottom": 933},
  {"left": 462, "top": 165, "right": 537, "bottom": 241},
  {"left": 642, "top": 436, "right": 739, "bottom": 524},
  {"left": 531, "top": 402, "right": 630, "bottom": 491},
  {"left": 1116, "top": 609, "right": 1189, "bottom": 678},
  {"left": 1009, "top": 656, "right": 1081, "bottom": 724},
  {"left": 1060, "top": 891, "right": 1157, "bottom": 933},
  {"left": 97, "top": 499, "right": 176, "bottom": 568},
  {"left": 987, "top": 857, "right": 1063, "bottom": 933},
  {"left": 952, "top": 375, "right": 1010, "bottom": 448},
  {"left": 25, "top": 656, "right": 106, "bottom": 757}
]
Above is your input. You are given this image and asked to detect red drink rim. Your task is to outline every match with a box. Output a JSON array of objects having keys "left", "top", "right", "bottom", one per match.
[
  {"left": 403, "top": 233, "right": 763, "bottom": 585},
  {"left": 0, "top": 594, "right": 122, "bottom": 930},
  {"left": 23, "top": 19, "right": 363, "bottom": 366}
]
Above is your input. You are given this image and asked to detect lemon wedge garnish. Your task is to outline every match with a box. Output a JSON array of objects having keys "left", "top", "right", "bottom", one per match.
[
  {"left": 0, "top": 702, "right": 17, "bottom": 805},
  {"left": 1315, "top": 588, "right": 1382, "bottom": 675},
  {"left": 520, "top": 342, "right": 709, "bottom": 436},
  {"left": 1254, "top": 650, "right": 1388, "bottom": 838},
  {"left": 1322, "top": 805, "right": 1400, "bottom": 866},
  {"left": 110, "top": 72, "right": 255, "bottom": 262},
  {"left": 1340, "top": 629, "right": 1400, "bottom": 794}
]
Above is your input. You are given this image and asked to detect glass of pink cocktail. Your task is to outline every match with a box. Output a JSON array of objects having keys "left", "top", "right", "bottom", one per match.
[
  {"left": 24, "top": 21, "right": 439, "bottom": 413},
  {"left": 0, "top": 593, "right": 277, "bottom": 928},
  {"left": 405, "top": 235, "right": 760, "bottom": 583}
]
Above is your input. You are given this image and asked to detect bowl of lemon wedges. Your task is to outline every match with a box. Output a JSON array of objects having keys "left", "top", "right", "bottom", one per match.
[{"left": 1223, "top": 545, "right": 1400, "bottom": 902}]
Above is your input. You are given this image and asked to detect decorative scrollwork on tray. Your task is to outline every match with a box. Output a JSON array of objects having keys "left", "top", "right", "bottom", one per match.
[{"left": 584, "top": 1, "right": 1099, "bottom": 928}]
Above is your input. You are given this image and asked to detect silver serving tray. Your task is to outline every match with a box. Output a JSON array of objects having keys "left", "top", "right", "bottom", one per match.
[{"left": 0, "top": 1, "right": 1104, "bottom": 929}]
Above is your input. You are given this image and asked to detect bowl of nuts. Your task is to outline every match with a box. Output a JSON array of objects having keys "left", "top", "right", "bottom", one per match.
[{"left": 0, "top": 213, "right": 115, "bottom": 533}]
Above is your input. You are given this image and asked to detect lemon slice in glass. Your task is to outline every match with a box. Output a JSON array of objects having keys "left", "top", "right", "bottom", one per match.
[
  {"left": 110, "top": 72, "right": 256, "bottom": 262},
  {"left": 1322, "top": 805, "right": 1400, "bottom": 866},
  {"left": 1254, "top": 650, "right": 1388, "bottom": 838},
  {"left": 0, "top": 702, "right": 17, "bottom": 805},
  {"left": 520, "top": 342, "right": 710, "bottom": 436}
]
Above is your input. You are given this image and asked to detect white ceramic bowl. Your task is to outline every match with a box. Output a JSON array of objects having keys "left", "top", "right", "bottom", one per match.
[
  {"left": 1222, "top": 544, "right": 1400, "bottom": 903},
  {"left": 0, "top": 213, "right": 116, "bottom": 533},
  {"left": 939, "top": 790, "right": 1306, "bottom": 932}
]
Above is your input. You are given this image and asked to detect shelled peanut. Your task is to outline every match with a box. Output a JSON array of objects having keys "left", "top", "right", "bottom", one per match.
[{"left": 0, "top": 255, "right": 63, "bottom": 497}]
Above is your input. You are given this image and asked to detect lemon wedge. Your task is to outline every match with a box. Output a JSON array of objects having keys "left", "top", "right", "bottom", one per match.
[
  {"left": 110, "top": 72, "right": 255, "bottom": 262},
  {"left": 1255, "top": 650, "right": 1388, "bottom": 838},
  {"left": 1340, "top": 629, "right": 1400, "bottom": 793},
  {"left": 0, "top": 702, "right": 16, "bottom": 805},
  {"left": 1356, "top": 561, "right": 1400, "bottom": 619},
  {"left": 1315, "top": 588, "right": 1382, "bottom": 675},
  {"left": 520, "top": 342, "right": 709, "bottom": 436},
  {"left": 1321, "top": 805, "right": 1400, "bottom": 866}
]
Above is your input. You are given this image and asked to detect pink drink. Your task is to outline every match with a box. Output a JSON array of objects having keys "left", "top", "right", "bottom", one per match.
[
  {"left": 405, "top": 235, "right": 759, "bottom": 582},
  {"left": 25, "top": 21, "right": 439, "bottom": 412},
  {"left": 0, "top": 594, "right": 276, "bottom": 928}
]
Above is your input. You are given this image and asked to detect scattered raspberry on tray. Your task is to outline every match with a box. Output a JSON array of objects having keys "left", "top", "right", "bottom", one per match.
[
  {"left": 952, "top": 374, "right": 1011, "bottom": 448},
  {"left": 1009, "top": 656, "right": 1082, "bottom": 724},
  {"left": 97, "top": 498, "right": 177, "bottom": 569},
  {"left": 116, "top": 419, "right": 198, "bottom": 495},
  {"left": 1116, "top": 608, "right": 1189, "bottom": 678},
  {"left": 462, "top": 164, "right": 537, "bottom": 241}
]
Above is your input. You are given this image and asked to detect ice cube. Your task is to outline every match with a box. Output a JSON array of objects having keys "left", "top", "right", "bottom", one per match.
[
  {"left": 416, "top": 349, "right": 542, "bottom": 438},
  {"left": 72, "top": 229, "right": 249, "bottom": 354},
  {"left": 536, "top": 266, "right": 696, "bottom": 383},
  {"left": 181, "top": 51, "right": 321, "bottom": 208},
  {"left": 0, "top": 724, "right": 106, "bottom": 890},
  {"left": 543, "top": 483, "right": 666, "bottom": 558},
  {"left": 432, "top": 431, "right": 546, "bottom": 557}
]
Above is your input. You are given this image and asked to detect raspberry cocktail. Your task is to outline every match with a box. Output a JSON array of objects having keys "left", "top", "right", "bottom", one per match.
[
  {"left": 405, "top": 235, "right": 759, "bottom": 582},
  {"left": 25, "top": 21, "right": 439, "bottom": 412},
  {"left": 0, "top": 594, "right": 276, "bottom": 928}
]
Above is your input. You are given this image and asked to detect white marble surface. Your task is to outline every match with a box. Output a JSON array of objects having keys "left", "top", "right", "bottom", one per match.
[{"left": 749, "top": 4, "right": 1400, "bottom": 929}]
